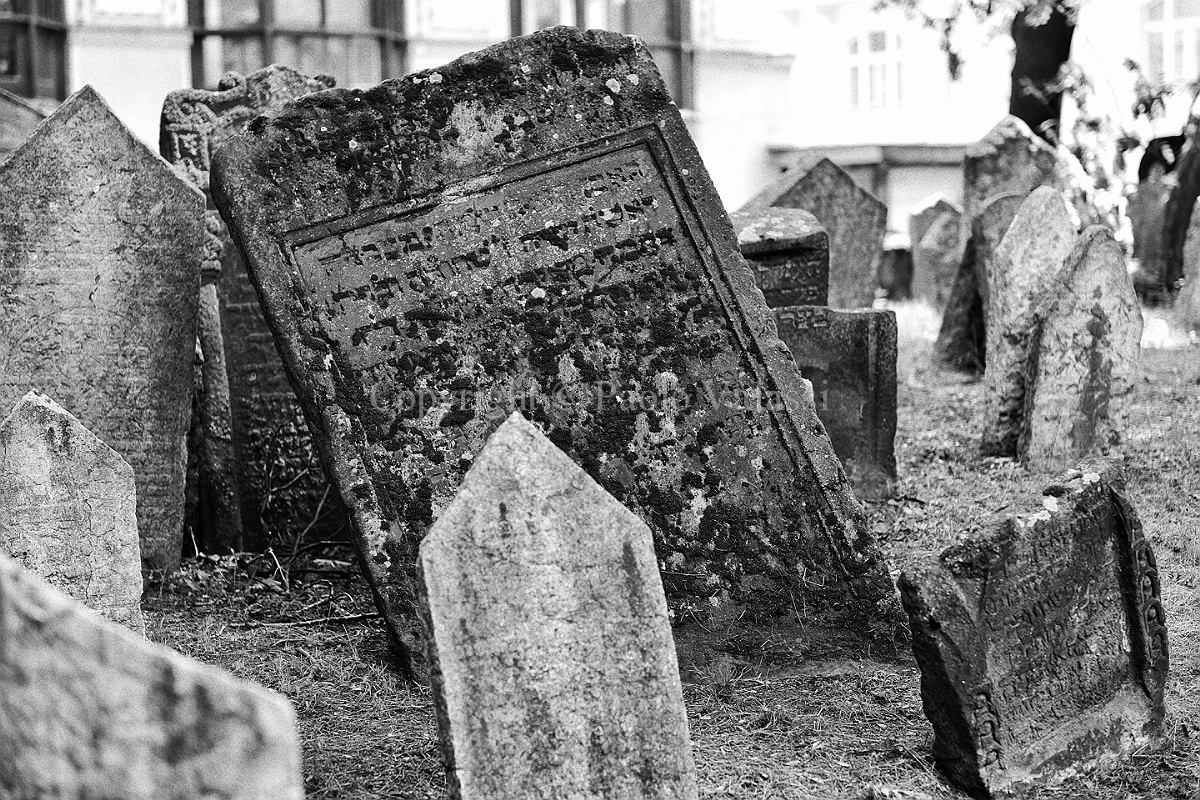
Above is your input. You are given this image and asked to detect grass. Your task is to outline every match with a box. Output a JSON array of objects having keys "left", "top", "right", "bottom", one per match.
[{"left": 144, "top": 299, "right": 1200, "bottom": 799}]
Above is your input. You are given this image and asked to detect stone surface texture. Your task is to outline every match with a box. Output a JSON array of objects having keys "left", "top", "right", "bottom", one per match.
[
  {"left": 729, "top": 206, "right": 829, "bottom": 307},
  {"left": 0, "top": 550, "right": 304, "bottom": 799},
  {"left": 1176, "top": 202, "right": 1200, "bottom": 331},
  {"left": 899, "top": 460, "right": 1167, "bottom": 799},
  {"left": 0, "top": 391, "right": 145, "bottom": 634},
  {"left": 0, "top": 86, "right": 202, "bottom": 572},
  {"left": 969, "top": 191, "right": 1027, "bottom": 313},
  {"left": 980, "top": 187, "right": 1078, "bottom": 457},
  {"left": 909, "top": 194, "right": 962, "bottom": 308},
  {"left": 419, "top": 412, "right": 698, "bottom": 800}
]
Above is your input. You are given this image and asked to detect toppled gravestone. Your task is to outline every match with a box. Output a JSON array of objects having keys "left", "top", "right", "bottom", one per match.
[
  {"left": 0, "top": 550, "right": 304, "bottom": 799},
  {"left": 1020, "top": 227, "right": 1142, "bottom": 471},
  {"left": 773, "top": 306, "right": 897, "bottom": 501},
  {"left": 419, "top": 412, "right": 698, "bottom": 800},
  {"left": 899, "top": 461, "right": 1167, "bottom": 799},
  {"left": 212, "top": 28, "right": 892, "bottom": 676},
  {"left": 980, "top": 188, "right": 1077, "bottom": 458},
  {"left": 729, "top": 206, "right": 829, "bottom": 307},
  {"left": 161, "top": 66, "right": 342, "bottom": 553},
  {"left": 742, "top": 157, "right": 885, "bottom": 309},
  {"left": 0, "top": 86, "right": 202, "bottom": 572},
  {"left": 909, "top": 193, "right": 962, "bottom": 308},
  {"left": 0, "top": 391, "right": 145, "bottom": 634}
]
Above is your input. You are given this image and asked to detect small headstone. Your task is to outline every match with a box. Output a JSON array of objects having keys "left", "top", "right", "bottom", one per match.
[
  {"left": 729, "top": 207, "right": 829, "bottom": 306},
  {"left": 0, "top": 87, "right": 47, "bottom": 161},
  {"left": 1020, "top": 228, "right": 1142, "bottom": 470},
  {"left": 1175, "top": 202, "right": 1200, "bottom": 332},
  {"left": 743, "top": 157, "right": 886, "bottom": 308},
  {"left": 773, "top": 306, "right": 897, "bottom": 500},
  {"left": 212, "top": 28, "right": 892, "bottom": 674},
  {"left": 1128, "top": 171, "right": 1172, "bottom": 287},
  {"left": 0, "top": 86, "right": 203, "bottom": 572},
  {"left": 900, "top": 461, "right": 1167, "bottom": 798},
  {"left": 980, "top": 188, "right": 1077, "bottom": 457},
  {"left": 908, "top": 193, "right": 957, "bottom": 253},
  {"left": 419, "top": 412, "right": 698, "bottom": 800},
  {"left": 910, "top": 200, "right": 963, "bottom": 308},
  {"left": 0, "top": 391, "right": 145, "bottom": 634}
]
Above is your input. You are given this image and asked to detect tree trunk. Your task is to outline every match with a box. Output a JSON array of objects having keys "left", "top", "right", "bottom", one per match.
[{"left": 1009, "top": 4, "right": 1076, "bottom": 143}]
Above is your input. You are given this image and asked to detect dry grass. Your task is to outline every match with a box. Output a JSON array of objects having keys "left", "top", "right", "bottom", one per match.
[{"left": 143, "top": 299, "right": 1200, "bottom": 799}]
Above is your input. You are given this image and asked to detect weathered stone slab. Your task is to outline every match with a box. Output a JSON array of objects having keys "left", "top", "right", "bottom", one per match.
[
  {"left": 743, "top": 157, "right": 885, "bottom": 309},
  {"left": 0, "top": 87, "right": 46, "bottom": 161},
  {"left": 981, "top": 187, "right": 1077, "bottom": 457},
  {"left": 1127, "top": 170, "right": 1172, "bottom": 287},
  {"left": 1020, "top": 227, "right": 1142, "bottom": 471},
  {"left": 899, "top": 461, "right": 1167, "bottom": 798},
  {"left": 161, "top": 66, "right": 342, "bottom": 553},
  {"left": 934, "top": 239, "right": 986, "bottom": 373},
  {"left": 729, "top": 207, "right": 829, "bottom": 307},
  {"left": 0, "top": 86, "right": 203, "bottom": 572},
  {"left": 212, "top": 28, "right": 892, "bottom": 675},
  {"left": 909, "top": 194, "right": 962, "bottom": 308},
  {"left": 0, "top": 391, "right": 145, "bottom": 635},
  {"left": 969, "top": 191, "right": 1027, "bottom": 313},
  {"left": 419, "top": 412, "right": 698, "bottom": 800},
  {"left": 773, "top": 306, "right": 897, "bottom": 500},
  {"left": 1175, "top": 202, "right": 1200, "bottom": 332},
  {"left": 0, "top": 549, "right": 303, "bottom": 799}
]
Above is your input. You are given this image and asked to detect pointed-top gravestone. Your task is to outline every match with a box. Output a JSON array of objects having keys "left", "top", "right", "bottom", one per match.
[
  {"left": 909, "top": 193, "right": 962, "bottom": 307},
  {"left": 0, "top": 550, "right": 303, "bottom": 800},
  {"left": 212, "top": 27, "right": 891, "bottom": 674},
  {"left": 742, "top": 157, "right": 885, "bottom": 308},
  {"left": 1020, "top": 227, "right": 1142, "bottom": 471},
  {"left": 728, "top": 206, "right": 829, "bottom": 306},
  {"left": 0, "top": 390, "right": 145, "bottom": 634},
  {"left": 419, "top": 412, "right": 698, "bottom": 800},
  {"left": 981, "top": 188, "right": 1077, "bottom": 457},
  {"left": 0, "top": 85, "right": 203, "bottom": 572},
  {"left": 161, "top": 66, "right": 341, "bottom": 553}
]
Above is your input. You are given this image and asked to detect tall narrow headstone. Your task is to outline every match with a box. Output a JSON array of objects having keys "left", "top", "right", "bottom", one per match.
[
  {"left": 729, "top": 207, "right": 829, "bottom": 307},
  {"left": 212, "top": 28, "right": 891, "bottom": 674},
  {"left": 0, "top": 550, "right": 303, "bottom": 799},
  {"left": 0, "top": 86, "right": 203, "bottom": 572},
  {"left": 1020, "top": 228, "right": 1142, "bottom": 471},
  {"left": 909, "top": 194, "right": 962, "bottom": 308},
  {"left": 969, "top": 191, "right": 1027, "bottom": 313},
  {"left": 900, "top": 461, "right": 1167, "bottom": 798},
  {"left": 980, "top": 188, "right": 1077, "bottom": 457},
  {"left": 161, "top": 66, "right": 342, "bottom": 553},
  {"left": 1175, "top": 202, "right": 1200, "bottom": 332},
  {"left": 742, "top": 157, "right": 886, "bottom": 309},
  {"left": 1127, "top": 168, "right": 1172, "bottom": 288},
  {"left": 419, "top": 412, "right": 698, "bottom": 800},
  {"left": 0, "top": 391, "right": 145, "bottom": 634}
]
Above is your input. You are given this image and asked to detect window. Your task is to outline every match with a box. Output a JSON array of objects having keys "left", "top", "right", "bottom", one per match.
[
  {"left": 190, "top": 0, "right": 407, "bottom": 89},
  {"left": 0, "top": 0, "right": 64, "bottom": 100},
  {"left": 1143, "top": 0, "right": 1200, "bottom": 82},
  {"left": 509, "top": 0, "right": 692, "bottom": 108},
  {"left": 848, "top": 29, "right": 901, "bottom": 109}
]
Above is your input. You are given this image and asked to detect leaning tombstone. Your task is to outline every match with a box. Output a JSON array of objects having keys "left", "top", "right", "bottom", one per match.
[
  {"left": 0, "top": 86, "right": 202, "bottom": 572},
  {"left": 0, "top": 86, "right": 47, "bottom": 161},
  {"left": 0, "top": 550, "right": 303, "bottom": 799},
  {"left": 909, "top": 194, "right": 963, "bottom": 308},
  {"left": 900, "top": 460, "right": 1167, "bottom": 798},
  {"left": 212, "top": 28, "right": 892, "bottom": 676},
  {"left": 729, "top": 207, "right": 829, "bottom": 307},
  {"left": 0, "top": 391, "right": 145, "bottom": 634},
  {"left": 1019, "top": 227, "right": 1142, "bottom": 471},
  {"left": 980, "top": 187, "right": 1077, "bottom": 457},
  {"left": 742, "top": 157, "right": 886, "bottom": 309},
  {"left": 161, "top": 66, "right": 342, "bottom": 554},
  {"left": 968, "top": 191, "right": 1027, "bottom": 314},
  {"left": 419, "top": 412, "right": 698, "bottom": 800}
]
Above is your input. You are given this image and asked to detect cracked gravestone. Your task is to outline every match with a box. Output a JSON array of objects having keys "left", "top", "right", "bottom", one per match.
[
  {"left": 0, "top": 549, "right": 303, "bottom": 800},
  {"left": 161, "top": 66, "right": 342, "bottom": 553},
  {"left": 211, "top": 27, "right": 892, "bottom": 676},
  {"left": 0, "top": 391, "right": 145, "bottom": 634},
  {"left": 980, "top": 187, "right": 1077, "bottom": 458},
  {"left": 773, "top": 306, "right": 897, "bottom": 500},
  {"left": 729, "top": 206, "right": 829, "bottom": 307},
  {"left": 742, "top": 157, "right": 885, "bottom": 309},
  {"left": 909, "top": 194, "right": 962, "bottom": 308},
  {"left": 1019, "top": 227, "right": 1142, "bottom": 471},
  {"left": 0, "top": 86, "right": 202, "bottom": 572},
  {"left": 899, "top": 460, "right": 1167, "bottom": 799},
  {"left": 419, "top": 412, "right": 698, "bottom": 800}
]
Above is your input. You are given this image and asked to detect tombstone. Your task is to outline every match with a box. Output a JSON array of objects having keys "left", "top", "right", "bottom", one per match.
[
  {"left": 968, "top": 191, "right": 1027, "bottom": 313},
  {"left": 0, "top": 87, "right": 47, "bottom": 161},
  {"left": 728, "top": 207, "right": 829, "bottom": 306},
  {"left": 773, "top": 306, "right": 897, "bottom": 501},
  {"left": 899, "top": 461, "right": 1167, "bottom": 798},
  {"left": 0, "top": 86, "right": 203, "bottom": 572},
  {"left": 1019, "top": 227, "right": 1142, "bottom": 471},
  {"left": 0, "top": 391, "right": 145, "bottom": 634},
  {"left": 211, "top": 28, "right": 892, "bottom": 675},
  {"left": 419, "top": 412, "right": 698, "bottom": 800},
  {"left": 1175, "top": 202, "right": 1200, "bottom": 332},
  {"left": 909, "top": 196, "right": 963, "bottom": 308},
  {"left": 933, "top": 240, "right": 986, "bottom": 372},
  {"left": 161, "top": 66, "right": 342, "bottom": 554},
  {"left": 0, "top": 550, "right": 303, "bottom": 799},
  {"left": 1127, "top": 167, "right": 1173, "bottom": 288},
  {"left": 742, "top": 157, "right": 886, "bottom": 309},
  {"left": 980, "top": 188, "right": 1078, "bottom": 457}
]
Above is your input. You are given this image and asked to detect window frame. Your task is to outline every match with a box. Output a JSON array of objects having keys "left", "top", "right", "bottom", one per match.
[{"left": 0, "top": 0, "right": 65, "bottom": 100}]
